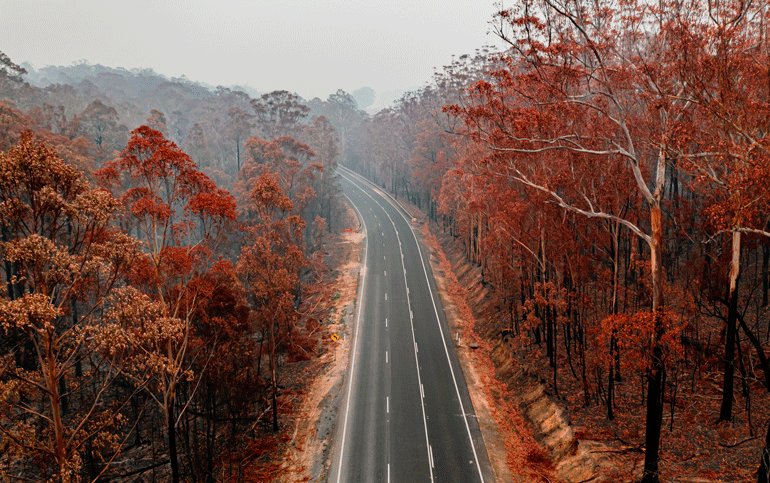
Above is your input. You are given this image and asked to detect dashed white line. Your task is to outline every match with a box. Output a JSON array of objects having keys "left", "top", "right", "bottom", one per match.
[
  {"left": 385, "top": 293, "right": 387, "bottom": 301},
  {"left": 386, "top": 351, "right": 388, "bottom": 364},
  {"left": 340, "top": 167, "right": 486, "bottom": 483},
  {"left": 430, "top": 445, "right": 435, "bottom": 468},
  {"left": 387, "top": 396, "right": 389, "bottom": 413}
]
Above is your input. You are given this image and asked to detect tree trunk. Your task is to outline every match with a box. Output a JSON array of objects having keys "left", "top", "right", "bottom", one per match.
[
  {"left": 762, "top": 243, "right": 768, "bottom": 307},
  {"left": 642, "top": 205, "right": 665, "bottom": 483},
  {"left": 47, "top": 332, "right": 70, "bottom": 483},
  {"left": 719, "top": 232, "right": 741, "bottom": 422},
  {"left": 168, "top": 392, "right": 180, "bottom": 483},
  {"left": 270, "top": 318, "right": 279, "bottom": 432}
]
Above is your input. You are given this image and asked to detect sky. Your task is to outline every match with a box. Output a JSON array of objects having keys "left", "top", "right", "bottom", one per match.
[{"left": 1, "top": 0, "right": 506, "bottom": 101}]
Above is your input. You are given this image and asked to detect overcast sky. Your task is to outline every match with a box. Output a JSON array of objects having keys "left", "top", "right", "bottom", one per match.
[{"left": 1, "top": 0, "right": 505, "bottom": 100}]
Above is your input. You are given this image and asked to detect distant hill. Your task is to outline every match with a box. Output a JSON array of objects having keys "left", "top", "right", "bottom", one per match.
[
  {"left": 367, "top": 87, "right": 420, "bottom": 114},
  {"left": 20, "top": 61, "right": 261, "bottom": 102}
]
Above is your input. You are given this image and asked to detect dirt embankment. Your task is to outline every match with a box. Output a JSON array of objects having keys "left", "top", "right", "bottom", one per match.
[{"left": 278, "top": 204, "right": 363, "bottom": 483}]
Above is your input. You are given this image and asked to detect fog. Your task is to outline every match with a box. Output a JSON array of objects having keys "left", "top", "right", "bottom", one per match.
[{"left": 1, "top": 0, "right": 505, "bottom": 102}]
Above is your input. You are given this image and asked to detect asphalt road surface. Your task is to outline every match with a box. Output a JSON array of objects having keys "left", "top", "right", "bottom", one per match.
[{"left": 330, "top": 167, "right": 494, "bottom": 483}]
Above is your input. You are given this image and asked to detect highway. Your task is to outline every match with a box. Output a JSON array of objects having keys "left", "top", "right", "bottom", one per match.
[{"left": 330, "top": 166, "right": 494, "bottom": 483}]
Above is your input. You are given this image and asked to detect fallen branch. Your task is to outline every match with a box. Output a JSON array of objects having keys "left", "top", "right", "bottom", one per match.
[{"left": 718, "top": 436, "right": 758, "bottom": 448}]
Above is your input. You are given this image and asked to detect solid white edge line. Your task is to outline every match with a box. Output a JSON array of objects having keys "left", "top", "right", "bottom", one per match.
[
  {"left": 340, "top": 167, "right": 486, "bottom": 483},
  {"left": 335, "top": 192, "right": 369, "bottom": 483},
  {"left": 343, "top": 168, "right": 436, "bottom": 481}
]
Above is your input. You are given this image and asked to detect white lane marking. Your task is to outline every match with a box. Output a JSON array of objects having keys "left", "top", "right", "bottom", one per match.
[
  {"left": 385, "top": 318, "right": 388, "bottom": 328},
  {"left": 414, "top": 341, "right": 417, "bottom": 353},
  {"left": 387, "top": 396, "right": 389, "bottom": 413},
  {"left": 338, "top": 172, "right": 434, "bottom": 481},
  {"left": 430, "top": 445, "right": 435, "bottom": 468},
  {"left": 420, "top": 383, "right": 424, "bottom": 399},
  {"left": 384, "top": 270, "right": 387, "bottom": 276},
  {"left": 335, "top": 192, "right": 370, "bottom": 483},
  {"left": 388, "top": 464, "right": 390, "bottom": 483},
  {"left": 340, "top": 167, "right": 486, "bottom": 482},
  {"left": 385, "top": 293, "right": 387, "bottom": 301},
  {"left": 386, "top": 351, "right": 388, "bottom": 364}
]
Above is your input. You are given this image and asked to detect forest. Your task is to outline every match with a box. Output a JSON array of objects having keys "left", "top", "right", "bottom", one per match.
[
  {"left": 2, "top": 0, "right": 770, "bottom": 481},
  {"left": 342, "top": 0, "right": 770, "bottom": 481},
  {"left": 0, "top": 48, "right": 364, "bottom": 481}
]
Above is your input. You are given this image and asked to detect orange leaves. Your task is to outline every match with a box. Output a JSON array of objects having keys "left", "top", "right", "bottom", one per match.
[
  {"left": 597, "top": 309, "right": 686, "bottom": 374},
  {"left": 0, "top": 293, "right": 61, "bottom": 334}
]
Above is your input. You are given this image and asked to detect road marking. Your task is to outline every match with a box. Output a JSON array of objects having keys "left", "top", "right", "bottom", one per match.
[
  {"left": 385, "top": 293, "right": 387, "bottom": 301},
  {"left": 335, "top": 191, "right": 369, "bottom": 483},
  {"left": 415, "top": 341, "right": 418, "bottom": 353},
  {"left": 387, "top": 396, "right": 389, "bottom": 413},
  {"left": 384, "top": 270, "right": 387, "bottom": 276},
  {"left": 430, "top": 445, "right": 435, "bottom": 468},
  {"left": 386, "top": 351, "right": 388, "bottom": 364},
  {"left": 340, "top": 168, "right": 485, "bottom": 482},
  {"left": 341, "top": 167, "right": 486, "bottom": 482},
  {"left": 385, "top": 318, "right": 388, "bottom": 328},
  {"left": 420, "top": 383, "right": 424, "bottom": 399},
  {"left": 340, "top": 170, "right": 434, "bottom": 482}
]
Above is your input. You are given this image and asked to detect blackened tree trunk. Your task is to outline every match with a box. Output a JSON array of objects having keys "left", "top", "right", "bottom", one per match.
[
  {"left": 642, "top": 204, "right": 665, "bottom": 483},
  {"left": 168, "top": 392, "right": 180, "bottom": 483},
  {"left": 719, "top": 231, "right": 741, "bottom": 422}
]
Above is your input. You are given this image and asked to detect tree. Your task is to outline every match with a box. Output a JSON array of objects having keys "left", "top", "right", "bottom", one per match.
[
  {"left": 663, "top": 0, "right": 770, "bottom": 425},
  {"left": 78, "top": 99, "right": 127, "bottom": 162},
  {"left": 307, "top": 115, "right": 341, "bottom": 232},
  {"left": 146, "top": 109, "right": 169, "bottom": 137},
  {"left": 250, "top": 90, "right": 310, "bottom": 141},
  {"left": 237, "top": 172, "right": 306, "bottom": 432},
  {"left": 225, "top": 106, "right": 255, "bottom": 173},
  {"left": 96, "top": 126, "right": 236, "bottom": 483},
  {"left": 0, "top": 131, "right": 139, "bottom": 482},
  {"left": 0, "top": 51, "right": 27, "bottom": 97},
  {"left": 449, "top": 1, "right": 696, "bottom": 479}
]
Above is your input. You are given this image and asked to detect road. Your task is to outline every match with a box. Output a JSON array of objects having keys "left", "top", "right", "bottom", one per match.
[{"left": 330, "top": 167, "right": 494, "bottom": 483}]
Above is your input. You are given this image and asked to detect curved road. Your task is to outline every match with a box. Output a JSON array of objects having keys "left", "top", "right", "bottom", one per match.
[{"left": 330, "top": 167, "right": 494, "bottom": 483}]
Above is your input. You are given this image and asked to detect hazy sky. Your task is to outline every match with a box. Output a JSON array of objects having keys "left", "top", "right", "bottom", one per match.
[{"left": 1, "top": 0, "right": 505, "bottom": 100}]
